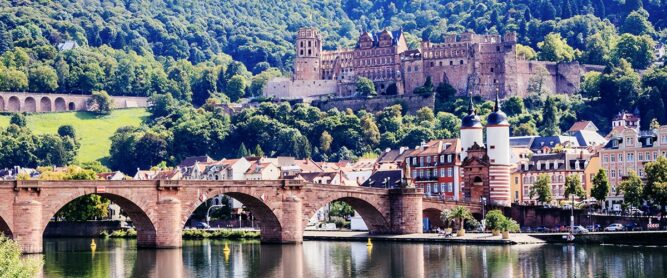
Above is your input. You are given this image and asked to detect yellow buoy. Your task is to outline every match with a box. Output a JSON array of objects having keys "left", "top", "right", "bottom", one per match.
[
  {"left": 90, "top": 239, "right": 97, "bottom": 252},
  {"left": 223, "top": 242, "right": 230, "bottom": 252},
  {"left": 366, "top": 238, "right": 373, "bottom": 247}
]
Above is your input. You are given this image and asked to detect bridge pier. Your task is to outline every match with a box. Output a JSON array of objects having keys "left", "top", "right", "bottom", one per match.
[
  {"left": 390, "top": 189, "right": 423, "bottom": 234},
  {"left": 152, "top": 197, "right": 182, "bottom": 249},
  {"left": 13, "top": 200, "right": 43, "bottom": 254},
  {"left": 279, "top": 195, "right": 303, "bottom": 243}
]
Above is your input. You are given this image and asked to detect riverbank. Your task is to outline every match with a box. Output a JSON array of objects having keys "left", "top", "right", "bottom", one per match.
[
  {"left": 304, "top": 231, "right": 667, "bottom": 246},
  {"left": 303, "top": 231, "right": 545, "bottom": 245}
]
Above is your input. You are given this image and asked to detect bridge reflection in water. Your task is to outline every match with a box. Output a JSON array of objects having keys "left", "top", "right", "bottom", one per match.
[{"left": 39, "top": 238, "right": 667, "bottom": 277}]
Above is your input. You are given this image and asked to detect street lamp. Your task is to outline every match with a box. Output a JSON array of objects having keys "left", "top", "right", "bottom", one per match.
[{"left": 206, "top": 204, "right": 226, "bottom": 228}]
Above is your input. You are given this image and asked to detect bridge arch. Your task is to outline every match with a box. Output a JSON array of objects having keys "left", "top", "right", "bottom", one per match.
[
  {"left": 7, "top": 96, "right": 20, "bottom": 112},
  {"left": 40, "top": 97, "right": 52, "bottom": 112},
  {"left": 42, "top": 191, "right": 158, "bottom": 247},
  {"left": 54, "top": 97, "right": 66, "bottom": 111},
  {"left": 180, "top": 188, "right": 284, "bottom": 243},
  {"left": 0, "top": 214, "right": 12, "bottom": 237},
  {"left": 304, "top": 187, "right": 391, "bottom": 234},
  {"left": 24, "top": 97, "right": 36, "bottom": 112}
]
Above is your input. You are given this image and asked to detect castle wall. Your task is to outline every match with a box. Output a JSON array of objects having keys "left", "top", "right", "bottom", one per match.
[
  {"left": 0, "top": 92, "right": 148, "bottom": 113},
  {"left": 264, "top": 78, "right": 338, "bottom": 100},
  {"left": 311, "top": 94, "right": 434, "bottom": 114},
  {"left": 515, "top": 61, "right": 596, "bottom": 96}
]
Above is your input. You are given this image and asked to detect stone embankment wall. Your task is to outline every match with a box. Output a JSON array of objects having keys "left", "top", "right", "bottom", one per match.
[
  {"left": 44, "top": 220, "right": 124, "bottom": 237},
  {"left": 508, "top": 205, "right": 666, "bottom": 228},
  {"left": 311, "top": 94, "right": 435, "bottom": 114},
  {"left": 0, "top": 92, "right": 149, "bottom": 113}
]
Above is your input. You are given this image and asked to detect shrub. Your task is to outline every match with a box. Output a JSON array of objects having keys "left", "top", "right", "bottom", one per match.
[
  {"left": 499, "top": 218, "right": 520, "bottom": 233},
  {"left": 0, "top": 235, "right": 42, "bottom": 277},
  {"left": 484, "top": 210, "right": 506, "bottom": 231}
]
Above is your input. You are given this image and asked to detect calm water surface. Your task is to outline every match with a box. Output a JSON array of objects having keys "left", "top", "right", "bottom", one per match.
[{"left": 38, "top": 238, "right": 667, "bottom": 277}]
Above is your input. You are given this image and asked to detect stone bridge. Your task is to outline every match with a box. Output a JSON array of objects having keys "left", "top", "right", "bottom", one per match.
[
  {"left": 0, "top": 92, "right": 148, "bottom": 113},
  {"left": 0, "top": 180, "right": 482, "bottom": 253}
]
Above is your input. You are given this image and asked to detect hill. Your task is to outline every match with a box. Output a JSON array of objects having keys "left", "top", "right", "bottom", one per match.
[{"left": 0, "top": 108, "right": 149, "bottom": 163}]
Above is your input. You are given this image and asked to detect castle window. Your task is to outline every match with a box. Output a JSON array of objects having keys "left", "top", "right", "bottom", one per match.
[
  {"left": 415, "top": 66, "right": 419, "bottom": 71},
  {"left": 460, "top": 60, "right": 464, "bottom": 65},
  {"left": 490, "top": 67, "right": 494, "bottom": 73},
  {"left": 300, "top": 50, "right": 303, "bottom": 56},
  {"left": 450, "top": 61, "right": 453, "bottom": 65},
  {"left": 494, "top": 79, "right": 498, "bottom": 83},
  {"left": 430, "top": 61, "right": 434, "bottom": 67},
  {"left": 308, "top": 49, "right": 311, "bottom": 55},
  {"left": 308, "top": 41, "right": 311, "bottom": 47},
  {"left": 300, "top": 41, "right": 303, "bottom": 47},
  {"left": 496, "top": 46, "right": 500, "bottom": 52},
  {"left": 439, "top": 61, "right": 443, "bottom": 66}
]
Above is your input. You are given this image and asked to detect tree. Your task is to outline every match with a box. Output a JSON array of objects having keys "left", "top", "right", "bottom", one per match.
[
  {"left": 356, "top": 77, "right": 375, "bottom": 97},
  {"left": 621, "top": 11, "right": 654, "bottom": 36},
  {"left": 434, "top": 82, "right": 457, "bottom": 113},
  {"left": 226, "top": 74, "right": 246, "bottom": 102},
  {"left": 564, "top": 174, "right": 586, "bottom": 199},
  {"left": 0, "top": 67, "right": 28, "bottom": 91},
  {"left": 319, "top": 131, "right": 333, "bottom": 153},
  {"left": 86, "top": 90, "right": 113, "bottom": 115},
  {"left": 591, "top": 169, "right": 610, "bottom": 206},
  {"left": 618, "top": 170, "right": 643, "bottom": 208},
  {"left": 516, "top": 44, "right": 537, "bottom": 60},
  {"left": 611, "top": 34, "right": 655, "bottom": 69},
  {"left": 328, "top": 201, "right": 354, "bottom": 218},
  {"left": 253, "top": 144, "right": 265, "bottom": 157},
  {"left": 360, "top": 116, "right": 380, "bottom": 146},
  {"left": 644, "top": 157, "right": 667, "bottom": 210},
  {"left": 44, "top": 166, "right": 110, "bottom": 221},
  {"left": 513, "top": 122, "right": 538, "bottom": 136},
  {"left": 57, "top": 125, "right": 76, "bottom": 139},
  {"left": 502, "top": 97, "right": 524, "bottom": 116},
  {"left": 540, "top": 96, "right": 560, "bottom": 136},
  {"left": 0, "top": 235, "right": 42, "bottom": 276},
  {"left": 448, "top": 205, "right": 472, "bottom": 233},
  {"left": 28, "top": 65, "right": 58, "bottom": 92},
  {"left": 484, "top": 209, "right": 506, "bottom": 232},
  {"left": 538, "top": 33, "right": 576, "bottom": 62},
  {"left": 498, "top": 218, "right": 520, "bottom": 233},
  {"left": 237, "top": 142, "right": 249, "bottom": 158},
  {"left": 530, "top": 174, "right": 553, "bottom": 205},
  {"left": 9, "top": 113, "right": 27, "bottom": 127}
]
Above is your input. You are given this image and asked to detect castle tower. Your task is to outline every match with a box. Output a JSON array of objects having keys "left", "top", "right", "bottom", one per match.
[
  {"left": 485, "top": 93, "right": 511, "bottom": 206},
  {"left": 460, "top": 96, "right": 484, "bottom": 159},
  {"left": 294, "top": 28, "right": 322, "bottom": 80}
]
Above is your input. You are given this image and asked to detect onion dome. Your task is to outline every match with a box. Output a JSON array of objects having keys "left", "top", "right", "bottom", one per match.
[
  {"left": 486, "top": 93, "right": 508, "bottom": 126},
  {"left": 461, "top": 96, "right": 482, "bottom": 128}
]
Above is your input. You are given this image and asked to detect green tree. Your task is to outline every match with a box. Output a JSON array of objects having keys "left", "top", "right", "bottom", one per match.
[
  {"left": 621, "top": 10, "right": 654, "bottom": 36},
  {"left": 44, "top": 166, "right": 110, "bottom": 221},
  {"left": 9, "top": 113, "right": 27, "bottom": 127},
  {"left": 448, "top": 205, "right": 472, "bottom": 232},
  {"left": 0, "top": 235, "right": 42, "bottom": 276},
  {"left": 28, "top": 65, "right": 58, "bottom": 92},
  {"left": 0, "top": 67, "right": 28, "bottom": 91},
  {"left": 86, "top": 90, "right": 113, "bottom": 115},
  {"left": 617, "top": 170, "right": 643, "bottom": 208},
  {"left": 360, "top": 115, "right": 380, "bottom": 146},
  {"left": 328, "top": 201, "right": 354, "bottom": 218},
  {"left": 513, "top": 122, "right": 538, "bottom": 136},
  {"left": 530, "top": 174, "right": 553, "bottom": 205},
  {"left": 591, "top": 169, "right": 610, "bottom": 206},
  {"left": 611, "top": 34, "right": 655, "bottom": 69},
  {"left": 484, "top": 209, "right": 506, "bottom": 232},
  {"left": 226, "top": 74, "right": 247, "bottom": 102},
  {"left": 434, "top": 82, "right": 457, "bottom": 113},
  {"left": 253, "top": 144, "right": 265, "bottom": 157},
  {"left": 502, "top": 97, "right": 524, "bottom": 116},
  {"left": 237, "top": 142, "right": 249, "bottom": 158},
  {"left": 644, "top": 157, "right": 667, "bottom": 210},
  {"left": 516, "top": 44, "right": 537, "bottom": 60},
  {"left": 564, "top": 174, "right": 586, "bottom": 199},
  {"left": 57, "top": 125, "right": 76, "bottom": 139},
  {"left": 538, "top": 33, "right": 576, "bottom": 62},
  {"left": 540, "top": 96, "right": 560, "bottom": 136},
  {"left": 356, "top": 77, "right": 375, "bottom": 97}
]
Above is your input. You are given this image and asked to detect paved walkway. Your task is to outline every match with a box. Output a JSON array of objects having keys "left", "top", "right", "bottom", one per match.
[{"left": 303, "top": 231, "right": 545, "bottom": 245}]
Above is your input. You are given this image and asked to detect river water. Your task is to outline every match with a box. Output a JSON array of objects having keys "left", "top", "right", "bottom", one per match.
[{"left": 39, "top": 238, "right": 667, "bottom": 277}]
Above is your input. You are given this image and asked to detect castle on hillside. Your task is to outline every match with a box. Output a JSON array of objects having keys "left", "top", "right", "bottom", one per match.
[{"left": 264, "top": 27, "right": 603, "bottom": 100}]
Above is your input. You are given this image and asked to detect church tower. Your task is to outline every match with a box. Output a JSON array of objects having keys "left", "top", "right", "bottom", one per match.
[
  {"left": 460, "top": 96, "right": 484, "bottom": 159},
  {"left": 294, "top": 28, "right": 322, "bottom": 80},
  {"left": 485, "top": 93, "right": 511, "bottom": 206}
]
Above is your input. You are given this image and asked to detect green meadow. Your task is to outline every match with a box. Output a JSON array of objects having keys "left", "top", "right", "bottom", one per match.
[{"left": 0, "top": 108, "right": 149, "bottom": 162}]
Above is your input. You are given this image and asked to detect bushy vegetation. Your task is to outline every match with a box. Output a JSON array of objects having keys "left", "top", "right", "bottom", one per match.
[
  {"left": 0, "top": 235, "right": 42, "bottom": 277},
  {"left": 100, "top": 228, "right": 137, "bottom": 239},
  {"left": 182, "top": 229, "right": 260, "bottom": 240}
]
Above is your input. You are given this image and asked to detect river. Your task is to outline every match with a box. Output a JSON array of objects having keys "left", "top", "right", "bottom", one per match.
[{"left": 39, "top": 238, "right": 667, "bottom": 277}]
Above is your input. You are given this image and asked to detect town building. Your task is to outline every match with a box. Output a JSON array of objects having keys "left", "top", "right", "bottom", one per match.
[{"left": 404, "top": 139, "right": 462, "bottom": 200}]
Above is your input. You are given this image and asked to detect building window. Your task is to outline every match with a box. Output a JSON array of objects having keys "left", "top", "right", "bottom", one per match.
[
  {"left": 419, "top": 157, "right": 424, "bottom": 167},
  {"left": 515, "top": 177, "right": 519, "bottom": 184},
  {"left": 450, "top": 61, "right": 453, "bottom": 65},
  {"left": 447, "top": 155, "right": 452, "bottom": 163},
  {"left": 447, "top": 168, "right": 453, "bottom": 177},
  {"left": 440, "top": 155, "right": 445, "bottom": 163},
  {"left": 412, "top": 157, "right": 417, "bottom": 166},
  {"left": 639, "top": 153, "right": 644, "bottom": 161},
  {"left": 426, "top": 156, "right": 431, "bottom": 164},
  {"left": 610, "top": 155, "right": 616, "bottom": 162},
  {"left": 611, "top": 170, "right": 616, "bottom": 178},
  {"left": 490, "top": 67, "right": 494, "bottom": 73},
  {"left": 627, "top": 153, "right": 634, "bottom": 162},
  {"left": 441, "top": 183, "right": 446, "bottom": 192},
  {"left": 618, "top": 154, "right": 623, "bottom": 162},
  {"left": 460, "top": 60, "right": 464, "bottom": 65},
  {"left": 627, "top": 137, "right": 634, "bottom": 146},
  {"left": 603, "top": 155, "right": 609, "bottom": 163}
]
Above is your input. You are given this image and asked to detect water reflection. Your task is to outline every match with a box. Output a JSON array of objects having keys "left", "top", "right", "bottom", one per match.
[{"left": 42, "top": 239, "right": 667, "bottom": 278}]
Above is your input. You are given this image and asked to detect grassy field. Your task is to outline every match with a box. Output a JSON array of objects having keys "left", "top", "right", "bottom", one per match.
[{"left": 0, "top": 108, "right": 149, "bottom": 162}]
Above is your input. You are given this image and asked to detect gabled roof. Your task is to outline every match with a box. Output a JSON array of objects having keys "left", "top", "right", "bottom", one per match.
[
  {"left": 179, "top": 156, "right": 213, "bottom": 168},
  {"left": 356, "top": 29, "right": 404, "bottom": 48},
  {"left": 529, "top": 136, "right": 580, "bottom": 150},
  {"left": 568, "top": 121, "right": 598, "bottom": 133},
  {"left": 409, "top": 139, "right": 459, "bottom": 156},
  {"left": 361, "top": 170, "right": 402, "bottom": 189},
  {"left": 572, "top": 130, "right": 607, "bottom": 147}
]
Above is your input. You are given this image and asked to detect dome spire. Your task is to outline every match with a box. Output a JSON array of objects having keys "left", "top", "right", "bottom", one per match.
[
  {"left": 494, "top": 89, "right": 501, "bottom": 112},
  {"left": 468, "top": 94, "right": 475, "bottom": 115}
]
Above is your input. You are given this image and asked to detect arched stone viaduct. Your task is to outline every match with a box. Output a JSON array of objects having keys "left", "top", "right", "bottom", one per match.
[
  {"left": 0, "top": 180, "right": 482, "bottom": 253},
  {"left": 0, "top": 92, "right": 148, "bottom": 113}
]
